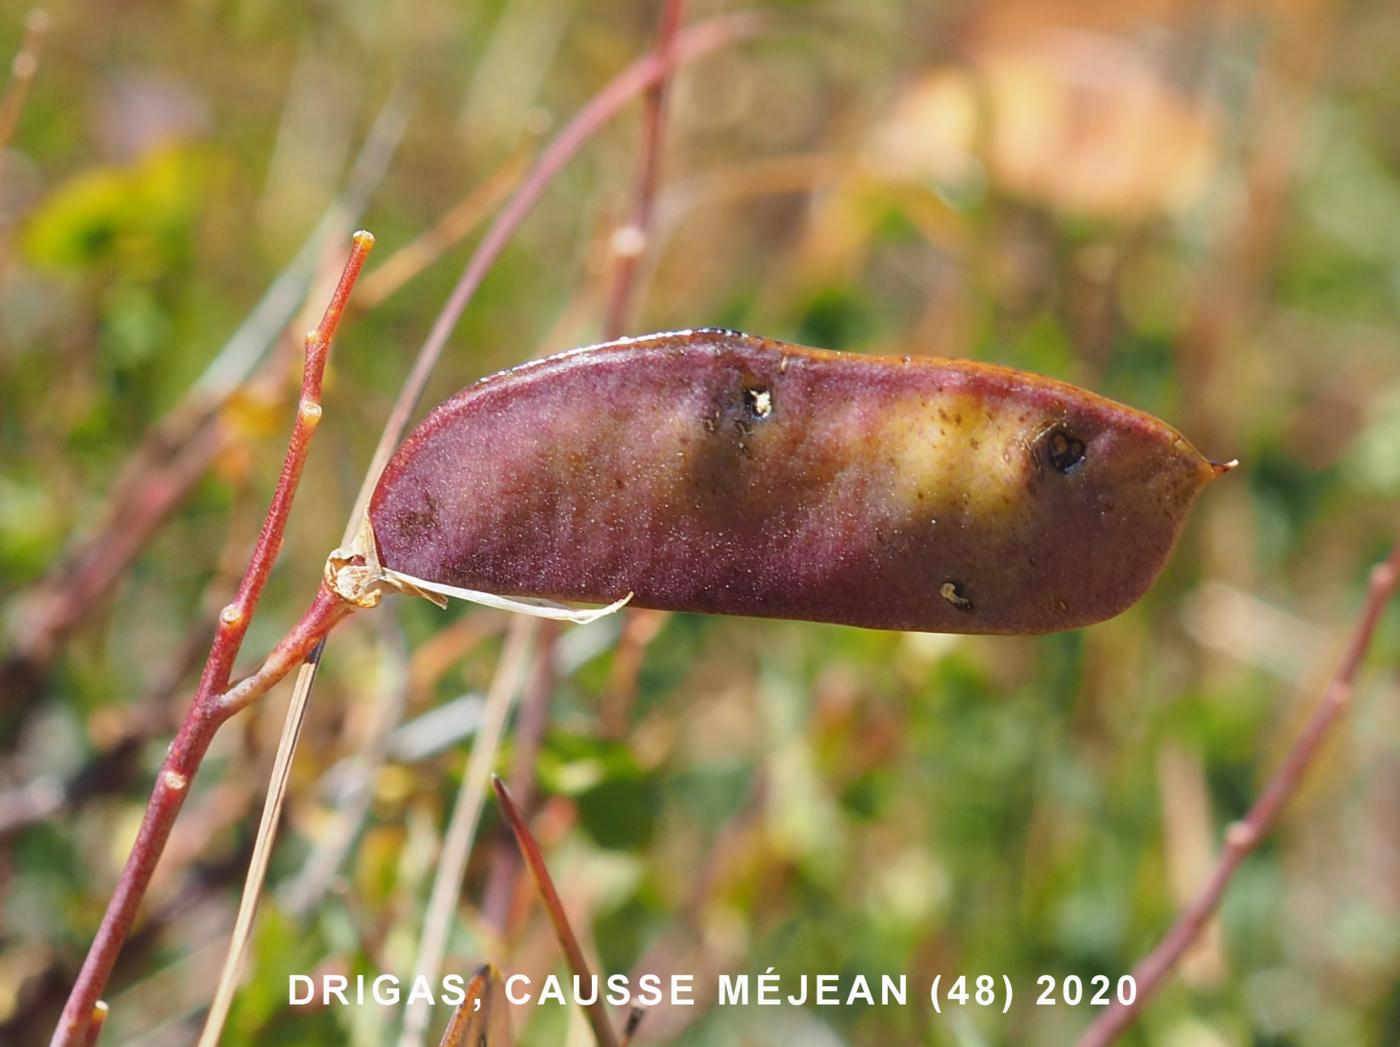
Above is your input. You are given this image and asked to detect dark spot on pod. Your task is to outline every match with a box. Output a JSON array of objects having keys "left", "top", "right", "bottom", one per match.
[
  {"left": 394, "top": 492, "right": 441, "bottom": 542},
  {"left": 940, "top": 580, "right": 974, "bottom": 611},
  {"left": 1048, "top": 429, "right": 1087, "bottom": 474}
]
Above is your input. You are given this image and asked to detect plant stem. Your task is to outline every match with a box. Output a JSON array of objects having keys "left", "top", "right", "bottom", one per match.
[
  {"left": 77, "top": 1001, "right": 105, "bottom": 1047},
  {"left": 348, "top": 10, "right": 762, "bottom": 530},
  {"left": 353, "top": 143, "right": 530, "bottom": 310},
  {"left": 149, "top": 16, "right": 763, "bottom": 1044},
  {"left": 493, "top": 775, "right": 622, "bottom": 1047},
  {"left": 484, "top": 0, "right": 690, "bottom": 943},
  {"left": 198, "top": 648, "right": 323, "bottom": 1046},
  {"left": 50, "top": 234, "right": 375, "bottom": 1047},
  {"left": 1077, "top": 538, "right": 1400, "bottom": 1046},
  {"left": 3, "top": 100, "right": 404, "bottom": 682},
  {"left": 602, "top": 0, "right": 686, "bottom": 337},
  {"left": 398, "top": 616, "right": 537, "bottom": 1047}
]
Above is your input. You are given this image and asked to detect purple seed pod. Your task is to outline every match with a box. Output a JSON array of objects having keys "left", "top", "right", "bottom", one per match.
[{"left": 366, "top": 330, "right": 1230, "bottom": 634}]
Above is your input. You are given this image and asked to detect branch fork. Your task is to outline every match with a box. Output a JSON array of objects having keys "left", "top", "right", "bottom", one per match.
[{"left": 50, "top": 232, "right": 376, "bottom": 1047}]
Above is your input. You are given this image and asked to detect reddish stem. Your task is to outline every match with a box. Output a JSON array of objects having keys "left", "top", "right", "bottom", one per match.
[
  {"left": 1078, "top": 539, "right": 1400, "bottom": 1046},
  {"left": 352, "top": 11, "right": 762, "bottom": 525},
  {"left": 50, "top": 234, "right": 375, "bottom": 1047},
  {"left": 50, "top": 16, "right": 764, "bottom": 1042},
  {"left": 485, "top": 0, "right": 692, "bottom": 939},
  {"left": 77, "top": 1001, "right": 105, "bottom": 1047},
  {"left": 2, "top": 104, "right": 403, "bottom": 683},
  {"left": 602, "top": 0, "right": 687, "bottom": 337},
  {"left": 492, "top": 776, "right": 621, "bottom": 1047}
]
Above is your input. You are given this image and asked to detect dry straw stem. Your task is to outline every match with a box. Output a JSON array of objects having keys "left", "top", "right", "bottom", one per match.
[
  {"left": 277, "top": 612, "right": 414, "bottom": 917},
  {"left": 50, "top": 233, "right": 375, "bottom": 1047},
  {"left": 398, "top": 617, "right": 537, "bottom": 1047},
  {"left": 1078, "top": 537, "right": 1400, "bottom": 1047},
  {"left": 493, "top": 775, "right": 622, "bottom": 1047}
]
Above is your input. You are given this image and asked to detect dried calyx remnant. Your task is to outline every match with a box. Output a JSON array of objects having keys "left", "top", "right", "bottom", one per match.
[{"left": 350, "top": 328, "right": 1232, "bottom": 634}]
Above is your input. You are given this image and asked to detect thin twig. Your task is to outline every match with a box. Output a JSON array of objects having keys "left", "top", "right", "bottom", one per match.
[
  {"left": 76, "top": 1002, "right": 104, "bottom": 1047},
  {"left": 398, "top": 617, "right": 537, "bottom": 1047},
  {"left": 176, "top": 18, "right": 762, "bottom": 1042},
  {"left": 493, "top": 776, "right": 621, "bottom": 1047},
  {"left": 354, "top": 142, "right": 532, "bottom": 310},
  {"left": 437, "top": 963, "right": 511, "bottom": 1047},
  {"left": 196, "top": 647, "right": 325, "bottom": 1047},
  {"left": 348, "top": 11, "right": 762, "bottom": 532},
  {"left": 619, "top": 1007, "right": 646, "bottom": 1047},
  {"left": 481, "top": 620, "right": 560, "bottom": 933},
  {"left": 602, "top": 0, "right": 687, "bottom": 336},
  {"left": 3, "top": 95, "right": 406, "bottom": 679},
  {"left": 1078, "top": 538, "right": 1400, "bottom": 1046},
  {"left": 484, "top": 0, "right": 691, "bottom": 946},
  {"left": 50, "top": 234, "right": 375, "bottom": 1047}
]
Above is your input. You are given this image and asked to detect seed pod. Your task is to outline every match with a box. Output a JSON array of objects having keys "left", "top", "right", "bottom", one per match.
[{"left": 365, "top": 330, "right": 1230, "bottom": 634}]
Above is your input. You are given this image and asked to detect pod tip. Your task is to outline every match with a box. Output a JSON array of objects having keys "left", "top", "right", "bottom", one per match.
[{"left": 1211, "top": 458, "right": 1239, "bottom": 477}]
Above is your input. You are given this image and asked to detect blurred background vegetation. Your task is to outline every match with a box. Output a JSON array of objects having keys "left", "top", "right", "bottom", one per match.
[{"left": 1, "top": 0, "right": 1398, "bottom": 1044}]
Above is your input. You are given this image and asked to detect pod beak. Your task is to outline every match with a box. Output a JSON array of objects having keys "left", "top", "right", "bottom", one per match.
[{"left": 1210, "top": 458, "right": 1239, "bottom": 478}]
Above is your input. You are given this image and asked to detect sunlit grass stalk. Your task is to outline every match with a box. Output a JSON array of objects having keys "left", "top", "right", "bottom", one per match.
[
  {"left": 397, "top": 618, "right": 537, "bottom": 1047},
  {"left": 196, "top": 646, "right": 324, "bottom": 1047}
]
